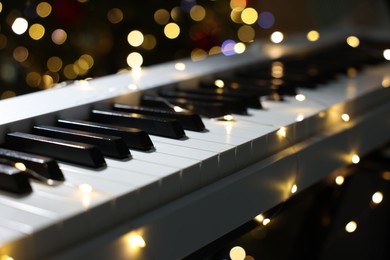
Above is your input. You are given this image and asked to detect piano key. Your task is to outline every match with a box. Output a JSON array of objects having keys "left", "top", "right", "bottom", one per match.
[
  {"left": 90, "top": 109, "right": 186, "bottom": 139},
  {"left": 5, "top": 132, "right": 106, "bottom": 169},
  {"left": 140, "top": 94, "right": 230, "bottom": 118},
  {"left": 157, "top": 89, "right": 248, "bottom": 114},
  {"left": 0, "top": 148, "right": 64, "bottom": 181},
  {"left": 112, "top": 104, "right": 206, "bottom": 132},
  {"left": 57, "top": 118, "right": 154, "bottom": 151},
  {"left": 32, "top": 125, "right": 131, "bottom": 159},
  {"left": 0, "top": 164, "right": 32, "bottom": 194}
]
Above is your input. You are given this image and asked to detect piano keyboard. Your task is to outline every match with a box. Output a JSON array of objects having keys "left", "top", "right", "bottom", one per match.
[{"left": 0, "top": 31, "right": 389, "bottom": 259}]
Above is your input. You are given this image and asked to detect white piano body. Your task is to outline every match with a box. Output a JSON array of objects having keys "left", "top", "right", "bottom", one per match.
[{"left": 0, "top": 29, "right": 389, "bottom": 259}]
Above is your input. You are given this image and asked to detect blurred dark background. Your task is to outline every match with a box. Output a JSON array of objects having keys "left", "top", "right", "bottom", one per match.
[{"left": 0, "top": 0, "right": 389, "bottom": 99}]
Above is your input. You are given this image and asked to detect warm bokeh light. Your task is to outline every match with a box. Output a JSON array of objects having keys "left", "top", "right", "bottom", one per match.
[
  {"left": 127, "top": 52, "right": 143, "bottom": 68},
  {"left": 142, "top": 34, "right": 157, "bottom": 50},
  {"left": 26, "top": 72, "right": 41, "bottom": 87},
  {"left": 12, "top": 18, "right": 28, "bottom": 35},
  {"left": 263, "top": 218, "right": 271, "bottom": 225},
  {"left": 237, "top": 25, "right": 255, "bottom": 42},
  {"left": 254, "top": 214, "right": 264, "bottom": 223},
  {"left": 291, "top": 184, "right": 298, "bottom": 194},
  {"left": 230, "top": 0, "right": 246, "bottom": 10},
  {"left": 36, "top": 2, "right": 52, "bottom": 18},
  {"left": 230, "top": 246, "right": 246, "bottom": 260},
  {"left": 346, "top": 36, "right": 360, "bottom": 48},
  {"left": 127, "top": 30, "right": 144, "bottom": 47},
  {"left": 128, "top": 233, "right": 146, "bottom": 248},
  {"left": 214, "top": 79, "right": 225, "bottom": 88},
  {"left": 351, "top": 154, "right": 360, "bottom": 164},
  {"left": 154, "top": 9, "right": 170, "bottom": 25},
  {"left": 164, "top": 23, "right": 180, "bottom": 39},
  {"left": 335, "top": 176, "right": 345, "bottom": 185},
  {"left": 29, "top": 23, "right": 45, "bottom": 40},
  {"left": 307, "top": 30, "right": 320, "bottom": 41},
  {"left": 384, "top": 49, "right": 390, "bottom": 60},
  {"left": 277, "top": 127, "right": 287, "bottom": 137},
  {"left": 78, "top": 183, "right": 93, "bottom": 193},
  {"left": 234, "top": 42, "right": 246, "bottom": 54},
  {"left": 241, "top": 8, "right": 258, "bottom": 25},
  {"left": 345, "top": 221, "right": 357, "bottom": 233},
  {"left": 174, "top": 62, "right": 186, "bottom": 71},
  {"left": 191, "top": 48, "right": 207, "bottom": 61},
  {"left": 372, "top": 191, "right": 383, "bottom": 204},
  {"left": 295, "top": 94, "right": 306, "bottom": 101},
  {"left": 1, "top": 255, "right": 14, "bottom": 260},
  {"left": 190, "top": 5, "right": 206, "bottom": 21},
  {"left": 270, "top": 31, "right": 284, "bottom": 43},
  {"left": 107, "top": 8, "right": 123, "bottom": 24},
  {"left": 51, "top": 29, "right": 67, "bottom": 45},
  {"left": 341, "top": 113, "right": 350, "bottom": 122},
  {"left": 14, "top": 162, "right": 27, "bottom": 171},
  {"left": 13, "top": 46, "right": 29, "bottom": 62}
]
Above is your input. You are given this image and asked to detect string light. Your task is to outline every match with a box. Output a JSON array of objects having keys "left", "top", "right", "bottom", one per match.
[
  {"left": 291, "top": 184, "right": 298, "bottom": 194},
  {"left": 263, "top": 218, "right": 271, "bottom": 225},
  {"left": 270, "top": 31, "right": 284, "bottom": 43},
  {"left": 229, "top": 246, "right": 246, "bottom": 260},
  {"left": 345, "top": 221, "right": 357, "bottom": 233},
  {"left": 254, "top": 214, "right": 264, "bottom": 223},
  {"left": 277, "top": 127, "right": 287, "bottom": 137},
  {"left": 335, "top": 176, "right": 345, "bottom": 185},
  {"left": 341, "top": 113, "right": 350, "bottom": 122},
  {"left": 351, "top": 154, "right": 360, "bottom": 164},
  {"left": 307, "top": 30, "right": 320, "bottom": 41},
  {"left": 383, "top": 49, "right": 390, "bottom": 60},
  {"left": 372, "top": 192, "right": 383, "bottom": 204},
  {"left": 346, "top": 36, "right": 360, "bottom": 48},
  {"left": 128, "top": 233, "right": 146, "bottom": 248},
  {"left": 295, "top": 94, "right": 306, "bottom": 101},
  {"left": 174, "top": 62, "right": 186, "bottom": 71}
]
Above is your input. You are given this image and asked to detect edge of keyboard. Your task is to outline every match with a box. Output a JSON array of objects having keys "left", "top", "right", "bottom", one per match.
[{"left": 0, "top": 29, "right": 389, "bottom": 259}]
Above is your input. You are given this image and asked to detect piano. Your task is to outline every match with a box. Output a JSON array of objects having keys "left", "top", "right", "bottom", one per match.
[{"left": 1, "top": 6, "right": 390, "bottom": 260}]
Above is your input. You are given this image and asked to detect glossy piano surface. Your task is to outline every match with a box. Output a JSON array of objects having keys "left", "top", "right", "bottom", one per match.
[{"left": 0, "top": 29, "right": 390, "bottom": 260}]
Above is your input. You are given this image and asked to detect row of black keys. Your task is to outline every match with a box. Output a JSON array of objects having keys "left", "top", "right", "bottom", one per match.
[{"left": 0, "top": 42, "right": 384, "bottom": 195}]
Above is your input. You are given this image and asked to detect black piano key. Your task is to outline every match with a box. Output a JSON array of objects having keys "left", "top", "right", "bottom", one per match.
[
  {"left": 0, "top": 164, "right": 32, "bottom": 195},
  {"left": 173, "top": 86, "right": 263, "bottom": 109},
  {"left": 0, "top": 148, "right": 64, "bottom": 181},
  {"left": 57, "top": 119, "right": 154, "bottom": 151},
  {"left": 90, "top": 110, "right": 186, "bottom": 139},
  {"left": 33, "top": 125, "right": 131, "bottom": 159},
  {"left": 140, "top": 94, "right": 230, "bottom": 118},
  {"left": 5, "top": 132, "right": 106, "bottom": 169},
  {"left": 112, "top": 104, "right": 206, "bottom": 132},
  {"left": 158, "top": 89, "right": 248, "bottom": 115}
]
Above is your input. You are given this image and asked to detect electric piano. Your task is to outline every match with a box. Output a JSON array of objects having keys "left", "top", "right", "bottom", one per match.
[{"left": 0, "top": 29, "right": 389, "bottom": 260}]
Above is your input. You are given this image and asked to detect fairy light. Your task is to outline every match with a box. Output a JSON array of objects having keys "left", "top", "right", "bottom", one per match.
[
  {"left": 351, "top": 154, "right": 360, "bottom": 164},
  {"left": 14, "top": 162, "right": 27, "bottom": 171},
  {"left": 277, "top": 127, "right": 287, "bottom": 137},
  {"left": 295, "top": 94, "right": 306, "bottom": 101},
  {"left": 341, "top": 113, "right": 350, "bottom": 122},
  {"left": 291, "top": 184, "right": 298, "bottom": 194},
  {"left": 214, "top": 79, "right": 225, "bottom": 88},
  {"left": 345, "top": 221, "right": 357, "bottom": 233},
  {"left": 270, "top": 31, "right": 284, "bottom": 43},
  {"left": 307, "top": 30, "right": 320, "bottom": 42},
  {"left": 296, "top": 114, "right": 304, "bottom": 122},
  {"left": 79, "top": 183, "right": 93, "bottom": 193},
  {"left": 174, "top": 62, "right": 186, "bottom": 71},
  {"left": 335, "top": 176, "right": 345, "bottom": 185},
  {"left": 164, "top": 23, "right": 180, "bottom": 39},
  {"left": 12, "top": 18, "right": 29, "bottom": 35},
  {"left": 128, "top": 233, "right": 146, "bottom": 248},
  {"left": 254, "top": 214, "right": 264, "bottom": 223},
  {"left": 173, "top": 106, "right": 185, "bottom": 112},
  {"left": 372, "top": 192, "right": 383, "bottom": 204},
  {"left": 263, "top": 218, "right": 271, "bottom": 226},
  {"left": 229, "top": 246, "right": 246, "bottom": 260},
  {"left": 384, "top": 49, "right": 390, "bottom": 60},
  {"left": 346, "top": 36, "right": 360, "bottom": 48}
]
